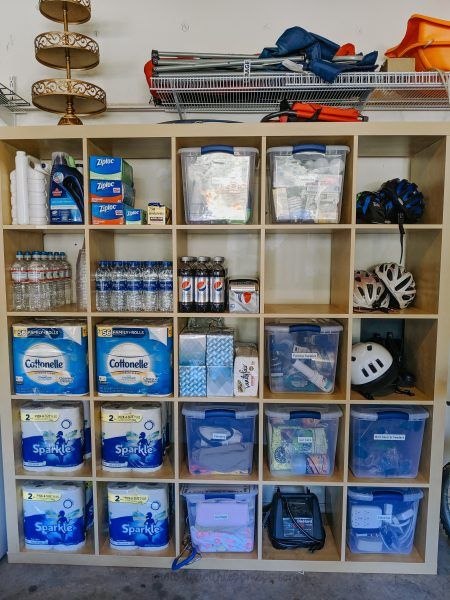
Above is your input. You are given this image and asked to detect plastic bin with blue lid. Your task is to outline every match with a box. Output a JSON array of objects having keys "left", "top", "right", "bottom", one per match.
[
  {"left": 265, "top": 320, "right": 343, "bottom": 394},
  {"left": 265, "top": 404, "right": 342, "bottom": 476},
  {"left": 182, "top": 403, "right": 258, "bottom": 475},
  {"left": 350, "top": 406, "right": 429, "bottom": 479},
  {"left": 347, "top": 487, "right": 423, "bottom": 554},
  {"left": 181, "top": 485, "right": 257, "bottom": 553},
  {"left": 268, "top": 144, "right": 350, "bottom": 224},
  {"left": 179, "top": 146, "right": 258, "bottom": 224}
]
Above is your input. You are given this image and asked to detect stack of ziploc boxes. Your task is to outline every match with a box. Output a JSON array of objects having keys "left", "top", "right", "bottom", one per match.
[{"left": 90, "top": 156, "right": 145, "bottom": 225}]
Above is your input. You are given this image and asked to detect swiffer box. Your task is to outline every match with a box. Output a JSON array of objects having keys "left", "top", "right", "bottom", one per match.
[
  {"left": 91, "top": 203, "right": 126, "bottom": 225},
  {"left": 89, "top": 156, "right": 133, "bottom": 186},
  {"left": 89, "top": 180, "right": 135, "bottom": 205}
]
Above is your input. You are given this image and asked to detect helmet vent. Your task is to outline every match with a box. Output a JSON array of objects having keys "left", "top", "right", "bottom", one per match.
[
  {"left": 369, "top": 363, "right": 377, "bottom": 374},
  {"left": 376, "top": 359, "right": 384, "bottom": 368},
  {"left": 362, "top": 368, "right": 369, "bottom": 378}
]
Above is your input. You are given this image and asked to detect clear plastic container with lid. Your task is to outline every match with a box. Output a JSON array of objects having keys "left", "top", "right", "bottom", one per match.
[
  {"left": 182, "top": 404, "right": 258, "bottom": 475},
  {"left": 179, "top": 146, "right": 258, "bottom": 224},
  {"left": 347, "top": 487, "right": 423, "bottom": 554},
  {"left": 349, "top": 406, "right": 429, "bottom": 478},
  {"left": 268, "top": 144, "right": 350, "bottom": 223},
  {"left": 265, "top": 320, "right": 343, "bottom": 394},
  {"left": 181, "top": 484, "right": 257, "bottom": 553},
  {"left": 265, "top": 405, "right": 342, "bottom": 476}
]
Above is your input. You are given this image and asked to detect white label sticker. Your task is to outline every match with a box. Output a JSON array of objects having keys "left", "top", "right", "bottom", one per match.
[
  {"left": 297, "top": 436, "right": 313, "bottom": 444},
  {"left": 212, "top": 432, "right": 228, "bottom": 441},
  {"left": 377, "top": 514, "right": 393, "bottom": 523},
  {"left": 213, "top": 513, "right": 229, "bottom": 520},
  {"left": 292, "top": 352, "right": 318, "bottom": 360},
  {"left": 374, "top": 434, "right": 406, "bottom": 441}
]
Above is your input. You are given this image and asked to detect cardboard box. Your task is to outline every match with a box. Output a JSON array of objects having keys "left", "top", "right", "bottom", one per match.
[
  {"left": 147, "top": 202, "right": 172, "bottom": 225},
  {"left": 381, "top": 58, "right": 416, "bottom": 72},
  {"left": 89, "top": 156, "right": 133, "bottom": 185},
  {"left": 91, "top": 202, "right": 125, "bottom": 225},
  {"left": 90, "top": 180, "right": 135, "bottom": 205},
  {"left": 234, "top": 343, "right": 259, "bottom": 397},
  {"left": 228, "top": 278, "right": 260, "bottom": 313},
  {"left": 125, "top": 208, "right": 147, "bottom": 224}
]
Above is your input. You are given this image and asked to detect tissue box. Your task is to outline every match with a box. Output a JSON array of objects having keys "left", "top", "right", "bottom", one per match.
[
  {"left": 89, "top": 156, "right": 133, "bottom": 185},
  {"left": 179, "top": 329, "right": 207, "bottom": 366},
  {"left": 91, "top": 203, "right": 125, "bottom": 225},
  {"left": 206, "top": 329, "right": 234, "bottom": 366},
  {"left": 234, "top": 343, "right": 259, "bottom": 397},
  {"left": 148, "top": 202, "right": 172, "bottom": 225},
  {"left": 90, "top": 180, "right": 135, "bottom": 205},
  {"left": 228, "top": 279, "right": 259, "bottom": 313},
  {"left": 179, "top": 366, "right": 207, "bottom": 397},
  {"left": 207, "top": 366, "right": 233, "bottom": 397},
  {"left": 125, "top": 208, "right": 146, "bottom": 224}
]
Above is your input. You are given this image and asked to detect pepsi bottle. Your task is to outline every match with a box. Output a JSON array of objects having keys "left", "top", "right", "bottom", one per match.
[
  {"left": 210, "top": 256, "right": 226, "bottom": 312},
  {"left": 178, "top": 256, "right": 195, "bottom": 312},
  {"left": 194, "top": 256, "right": 210, "bottom": 312}
]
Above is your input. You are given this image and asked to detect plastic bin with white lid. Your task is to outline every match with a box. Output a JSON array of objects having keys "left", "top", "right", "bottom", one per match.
[
  {"left": 265, "top": 404, "right": 342, "bottom": 476},
  {"left": 182, "top": 403, "right": 258, "bottom": 475},
  {"left": 265, "top": 320, "right": 343, "bottom": 394},
  {"left": 350, "top": 406, "right": 429, "bottom": 478},
  {"left": 347, "top": 487, "right": 423, "bottom": 554},
  {"left": 179, "top": 145, "right": 258, "bottom": 224},
  {"left": 268, "top": 144, "right": 350, "bottom": 224},
  {"left": 181, "top": 484, "right": 257, "bottom": 553}
]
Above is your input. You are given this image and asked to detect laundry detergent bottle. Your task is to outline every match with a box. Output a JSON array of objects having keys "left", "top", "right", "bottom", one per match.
[{"left": 49, "top": 152, "right": 84, "bottom": 224}]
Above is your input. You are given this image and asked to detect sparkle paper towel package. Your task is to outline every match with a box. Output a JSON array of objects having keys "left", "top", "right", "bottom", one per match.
[
  {"left": 23, "top": 481, "right": 86, "bottom": 551},
  {"left": 234, "top": 344, "right": 259, "bottom": 397},
  {"left": 96, "top": 321, "right": 173, "bottom": 396},
  {"left": 85, "top": 482, "right": 94, "bottom": 530},
  {"left": 108, "top": 482, "right": 169, "bottom": 550},
  {"left": 101, "top": 403, "right": 163, "bottom": 472},
  {"left": 20, "top": 402, "right": 84, "bottom": 472},
  {"left": 12, "top": 321, "right": 89, "bottom": 396}
]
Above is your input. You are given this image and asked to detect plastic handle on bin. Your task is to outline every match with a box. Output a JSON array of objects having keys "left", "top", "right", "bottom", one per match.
[
  {"left": 204, "top": 409, "right": 236, "bottom": 418},
  {"left": 292, "top": 144, "right": 327, "bottom": 154},
  {"left": 289, "top": 411, "right": 321, "bottom": 420},
  {"left": 201, "top": 145, "right": 234, "bottom": 155},
  {"left": 204, "top": 493, "right": 236, "bottom": 500},
  {"left": 376, "top": 410, "right": 409, "bottom": 420},
  {"left": 371, "top": 490, "right": 404, "bottom": 502},
  {"left": 288, "top": 324, "right": 322, "bottom": 333}
]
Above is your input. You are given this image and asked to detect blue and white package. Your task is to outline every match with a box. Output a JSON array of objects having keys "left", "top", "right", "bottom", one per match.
[
  {"left": 82, "top": 400, "right": 91, "bottom": 459},
  {"left": 12, "top": 321, "right": 89, "bottom": 396},
  {"left": 20, "top": 402, "right": 84, "bottom": 472},
  {"left": 85, "top": 482, "right": 94, "bottom": 530},
  {"left": 179, "top": 329, "right": 207, "bottom": 366},
  {"left": 23, "top": 482, "right": 86, "bottom": 551},
  {"left": 96, "top": 321, "right": 173, "bottom": 396},
  {"left": 89, "top": 180, "right": 135, "bottom": 205},
  {"left": 101, "top": 403, "right": 163, "bottom": 472},
  {"left": 89, "top": 156, "right": 133, "bottom": 185},
  {"left": 108, "top": 483, "right": 169, "bottom": 550},
  {"left": 206, "top": 329, "right": 234, "bottom": 366},
  {"left": 179, "top": 366, "right": 207, "bottom": 397},
  {"left": 207, "top": 366, "right": 233, "bottom": 396}
]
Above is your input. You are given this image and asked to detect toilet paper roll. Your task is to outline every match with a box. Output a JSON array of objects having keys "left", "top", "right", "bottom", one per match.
[
  {"left": 23, "top": 481, "right": 86, "bottom": 551},
  {"left": 101, "top": 404, "right": 134, "bottom": 472},
  {"left": 20, "top": 402, "right": 84, "bottom": 472},
  {"left": 130, "top": 403, "right": 163, "bottom": 473},
  {"left": 107, "top": 483, "right": 169, "bottom": 551}
]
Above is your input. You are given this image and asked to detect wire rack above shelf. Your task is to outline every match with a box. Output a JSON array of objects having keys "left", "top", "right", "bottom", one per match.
[
  {"left": 0, "top": 82, "right": 30, "bottom": 114},
  {"left": 148, "top": 71, "right": 450, "bottom": 114}
]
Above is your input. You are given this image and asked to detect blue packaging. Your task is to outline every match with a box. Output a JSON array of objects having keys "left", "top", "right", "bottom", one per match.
[
  {"left": 179, "top": 329, "right": 207, "bottom": 366},
  {"left": 85, "top": 482, "right": 94, "bottom": 530},
  {"left": 179, "top": 366, "right": 207, "bottom": 397},
  {"left": 89, "top": 156, "right": 133, "bottom": 185},
  {"left": 49, "top": 156, "right": 84, "bottom": 224},
  {"left": 12, "top": 321, "right": 89, "bottom": 396},
  {"left": 96, "top": 321, "right": 173, "bottom": 396},
  {"left": 207, "top": 366, "right": 234, "bottom": 396},
  {"left": 91, "top": 202, "right": 126, "bottom": 225},
  {"left": 90, "top": 180, "right": 135, "bottom": 205},
  {"left": 206, "top": 329, "right": 234, "bottom": 366},
  {"left": 125, "top": 208, "right": 146, "bottom": 224}
]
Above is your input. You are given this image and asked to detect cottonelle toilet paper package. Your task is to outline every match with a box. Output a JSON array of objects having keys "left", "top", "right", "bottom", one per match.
[
  {"left": 96, "top": 320, "right": 173, "bottom": 396},
  {"left": 23, "top": 481, "right": 86, "bottom": 551},
  {"left": 108, "top": 482, "right": 169, "bottom": 550},
  {"left": 101, "top": 403, "right": 163, "bottom": 472},
  {"left": 12, "top": 321, "right": 88, "bottom": 396},
  {"left": 20, "top": 402, "right": 84, "bottom": 472}
]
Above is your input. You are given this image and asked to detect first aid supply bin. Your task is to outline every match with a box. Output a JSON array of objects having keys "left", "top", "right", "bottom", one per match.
[
  {"left": 349, "top": 406, "right": 429, "bottom": 478},
  {"left": 265, "top": 405, "right": 342, "bottom": 476},
  {"left": 179, "top": 146, "right": 258, "bottom": 224},
  {"left": 265, "top": 320, "right": 343, "bottom": 394},
  {"left": 347, "top": 488, "right": 424, "bottom": 555},
  {"left": 267, "top": 144, "right": 349, "bottom": 224},
  {"left": 182, "top": 404, "right": 258, "bottom": 475},
  {"left": 182, "top": 485, "right": 257, "bottom": 553}
]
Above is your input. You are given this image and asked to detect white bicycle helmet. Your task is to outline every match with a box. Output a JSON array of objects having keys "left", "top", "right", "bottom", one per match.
[
  {"left": 351, "top": 342, "right": 399, "bottom": 398},
  {"left": 374, "top": 262, "right": 416, "bottom": 309},
  {"left": 353, "top": 270, "right": 387, "bottom": 310}
]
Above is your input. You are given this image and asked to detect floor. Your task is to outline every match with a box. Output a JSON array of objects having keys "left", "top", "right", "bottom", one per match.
[{"left": 0, "top": 534, "right": 448, "bottom": 600}]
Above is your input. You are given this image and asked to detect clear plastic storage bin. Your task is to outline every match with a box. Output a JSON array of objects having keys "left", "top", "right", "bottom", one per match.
[
  {"left": 182, "top": 485, "right": 257, "bottom": 553},
  {"left": 265, "top": 405, "right": 342, "bottom": 476},
  {"left": 179, "top": 145, "right": 258, "bottom": 224},
  {"left": 182, "top": 404, "right": 258, "bottom": 475},
  {"left": 347, "top": 487, "right": 423, "bottom": 554},
  {"left": 350, "top": 406, "right": 429, "bottom": 478},
  {"left": 265, "top": 320, "right": 343, "bottom": 394},
  {"left": 268, "top": 144, "right": 350, "bottom": 223}
]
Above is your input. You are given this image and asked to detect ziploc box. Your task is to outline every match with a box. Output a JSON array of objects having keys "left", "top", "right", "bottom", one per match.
[
  {"left": 96, "top": 320, "right": 173, "bottom": 396},
  {"left": 89, "top": 180, "right": 135, "bottom": 205},
  {"left": 91, "top": 202, "right": 126, "bottom": 225},
  {"left": 234, "top": 343, "right": 259, "bottom": 397},
  {"left": 89, "top": 156, "right": 133, "bottom": 186},
  {"left": 12, "top": 321, "right": 89, "bottom": 396},
  {"left": 125, "top": 208, "right": 146, "bottom": 225}
]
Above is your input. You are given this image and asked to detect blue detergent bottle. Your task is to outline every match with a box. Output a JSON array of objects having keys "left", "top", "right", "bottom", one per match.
[{"left": 49, "top": 152, "right": 85, "bottom": 224}]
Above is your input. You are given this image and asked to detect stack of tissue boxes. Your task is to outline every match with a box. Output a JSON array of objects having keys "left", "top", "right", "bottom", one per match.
[{"left": 179, "top": 326, "right": 234, "bottom": 397}]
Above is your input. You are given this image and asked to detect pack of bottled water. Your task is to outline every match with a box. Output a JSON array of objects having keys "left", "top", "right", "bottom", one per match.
[{"left": 95, "top": 260, "right": 173, "bottom": 313}]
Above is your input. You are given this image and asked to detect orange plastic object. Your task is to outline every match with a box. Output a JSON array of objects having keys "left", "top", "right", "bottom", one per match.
[
  {"left": 335, "top": 43, "right": 356, "bottom": 57},
  {"left": 279, "top": 103, "right": 364, "bottom": 122},
  {"left": 386, "top": 14, "right": 450, "bottom": 71}
]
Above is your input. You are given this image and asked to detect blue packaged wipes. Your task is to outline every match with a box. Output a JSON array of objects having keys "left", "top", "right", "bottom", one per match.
[
  {"left": 96, "top": 321, "right": 173, "bottom": 396},
  {"left": 12, "top": 321, "right": 89, "bottom": 396}
]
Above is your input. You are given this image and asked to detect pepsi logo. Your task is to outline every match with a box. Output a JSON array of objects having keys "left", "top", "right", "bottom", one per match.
[
  {"left": 197, "top": 280, "right": 207, "bottom": 292},
  {"left": 182, "top": 280, "right": 192, "bottom": 291},
  {"left": 213, "top": 281, "right": 223, "bottom": 291}
]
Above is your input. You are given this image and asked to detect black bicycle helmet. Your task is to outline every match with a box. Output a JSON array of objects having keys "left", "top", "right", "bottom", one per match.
[{"left": 356, "top": 191, "right": 386, "bottom": 223}]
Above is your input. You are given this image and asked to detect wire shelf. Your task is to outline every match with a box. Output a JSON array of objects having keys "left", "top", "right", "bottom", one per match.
[
  {"left": 148, "top": 71, "right": 450, "bottom": 113},
  {"left": 0, "top": 82, "right": 30, "bottom": 114}
]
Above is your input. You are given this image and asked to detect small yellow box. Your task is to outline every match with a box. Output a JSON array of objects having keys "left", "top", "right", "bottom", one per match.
[
  {"left": 381, "top": 58, "right": 416, "bottom": 72},
  {"left": 147, "top": 202, "right": 172, "bottom": 225}
]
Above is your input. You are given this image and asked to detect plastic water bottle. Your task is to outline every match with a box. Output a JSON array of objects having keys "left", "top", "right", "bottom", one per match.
[
  {"left": 110, "top": 261, "right": 126, "bottom": 312},
  {"left": 76, "top": 248, "right": 87, "bottom": 310},
  {"left": 46, "top": 251, "right": 57, "bottom": 307},
  {"left": 61, "top": 252, "right": 72, "bottom": 305},
  {"left": 28, "top": 251, "right": 45, "bottom": 311},
  {"left": 11, "top": 251, "right": 28, "bottom": 311},
  {"left": 125, "top": 261, "right": 143, "bottom": 312},
  {"left": 54, "top": 252, "right": 66, "bottom": 307},
  {"left": 95, "top": 261, "right": 110, "bottom": 312},
  {"left": 142, "top": 261, "right": 159, "bottom": 312},
  {"left": 159, "top": 261, "right": 173, "bottom": 312}
]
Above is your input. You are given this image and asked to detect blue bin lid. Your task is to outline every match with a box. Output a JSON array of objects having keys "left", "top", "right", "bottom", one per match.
[
  {"left": 348, "top": 487, "right": 424, "bottom": 503},
  {"left": 350, "top": 406, "right": 429, "bottom": 422},
  {"left": 265, "top": 404, "right": 342, "bottom": 421},
  {"left": 182, "top": 403, "right": 258, "bottom": 419},
  {"left": 181, "top": 485, "right": 258, "bottom": 500},
  {"left": 265, "top": 319, "right": 343, "bottom": 334},
  {"left": 267, "top": 145, "right": 350, "bottom": 155}
]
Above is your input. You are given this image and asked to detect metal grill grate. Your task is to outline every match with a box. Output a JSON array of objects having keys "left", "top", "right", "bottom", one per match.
[
  {"left": 0, "top": 82, "right": 30, "bottom": 114},
  {"left": 148, "top": 71, "right": 450, "bottom": 113}
]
